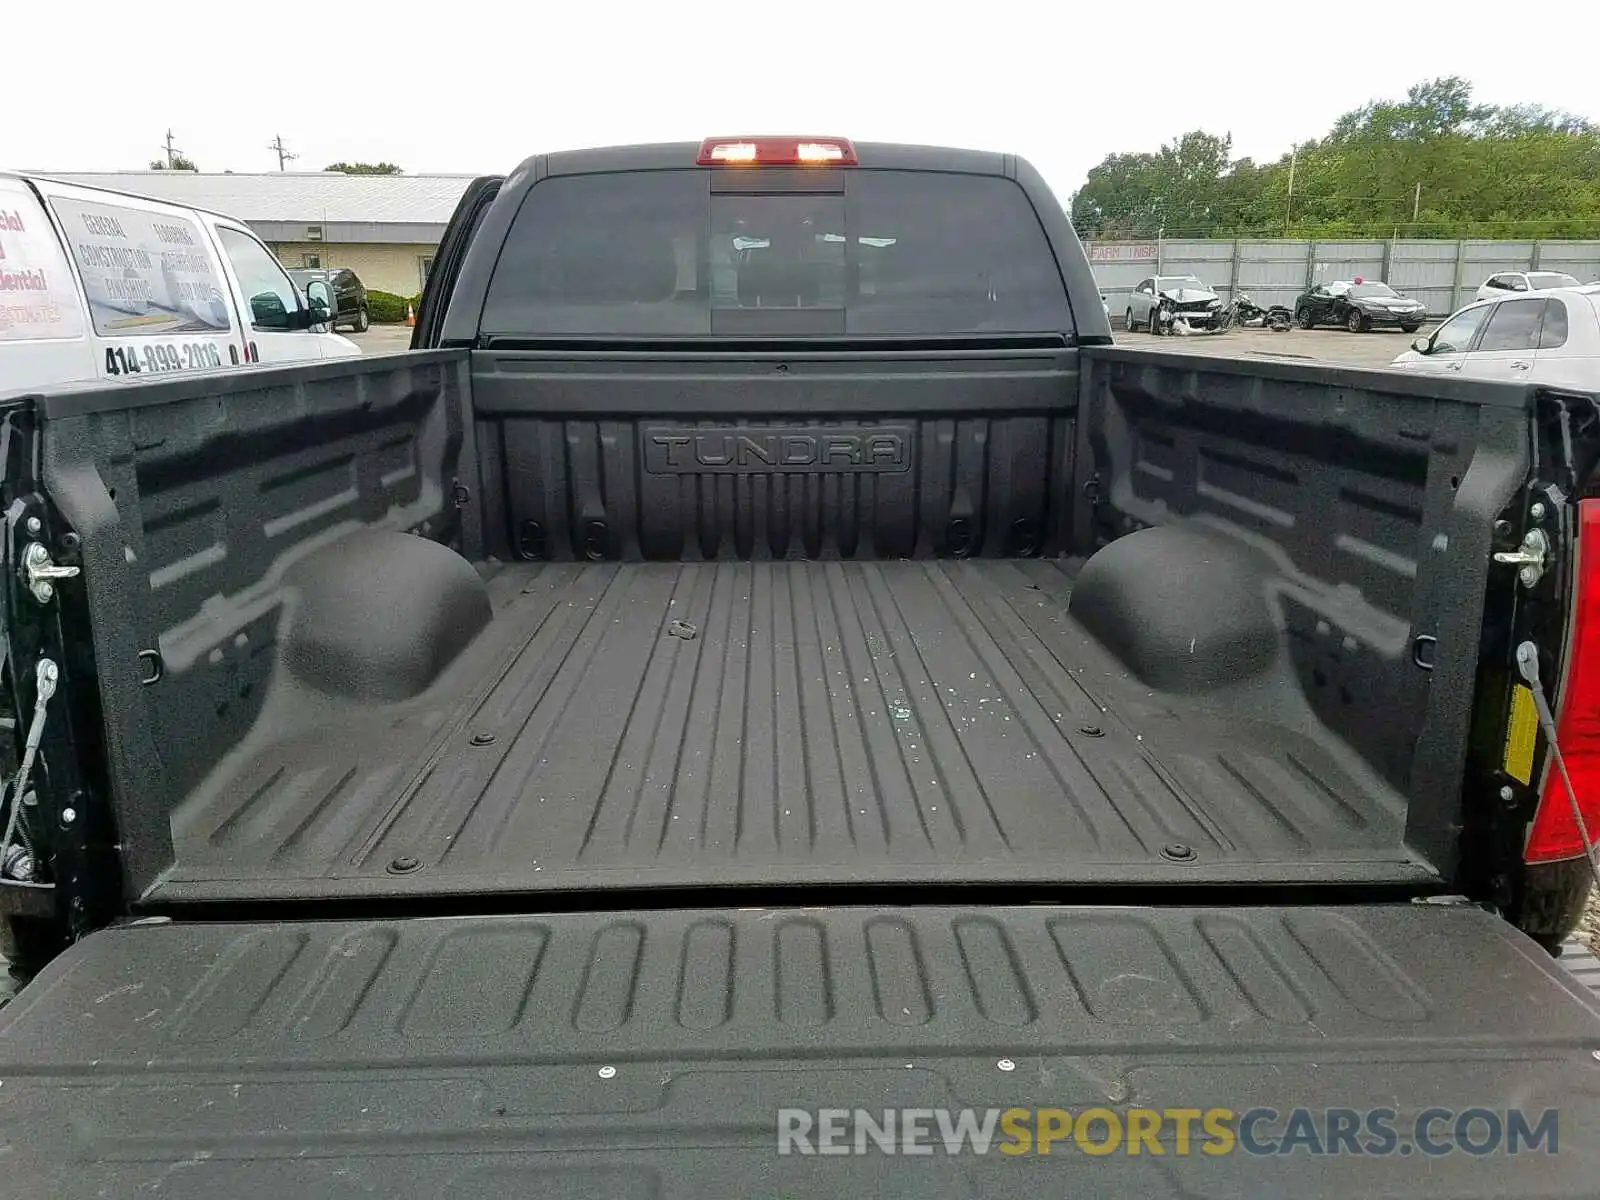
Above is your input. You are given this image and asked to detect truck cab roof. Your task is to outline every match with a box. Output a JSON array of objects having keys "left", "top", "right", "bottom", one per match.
[{"left": 522, "top": 140, "right": 1011, "bottom": 178}]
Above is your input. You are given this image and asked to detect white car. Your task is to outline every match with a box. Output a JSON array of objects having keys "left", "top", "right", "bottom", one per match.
[
  {"left": 1474, "top": 270, "right": 1582, "bottom": 304},
  {"left": 0, "top": 171, "right": 359, "bottom": 397},
  {"left": 1123, "top": 275, "right": 1223, "bottom": 332},
  {"left": 1390, "top": 285, "right": 1600, "bottom": 390}
]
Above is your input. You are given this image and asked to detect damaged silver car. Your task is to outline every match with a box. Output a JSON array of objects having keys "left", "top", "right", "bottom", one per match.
[{"left": 1125, "top": 275, "right": 1224, "bottom": 334}]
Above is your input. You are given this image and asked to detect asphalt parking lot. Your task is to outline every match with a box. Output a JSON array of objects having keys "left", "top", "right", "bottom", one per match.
[
  {"left": 348, "top": 324, "right": 415, "bottom": 354},
  {"left": 349, "top": 322, "right": 1439, "bottom": 370},
  {"left": 1111, "top": 322, "right": 1438, "bottom": 370}
]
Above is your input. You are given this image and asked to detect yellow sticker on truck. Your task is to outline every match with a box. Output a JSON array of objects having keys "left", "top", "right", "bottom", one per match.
[{"left": 1503, "top": 684, "right": 1539, "bottom": 786}]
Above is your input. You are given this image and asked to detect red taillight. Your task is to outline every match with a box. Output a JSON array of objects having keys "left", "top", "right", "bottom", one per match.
[
  {"left": 1526, "top": 498, "right": 1600, "bottom": 862},
  {"left": 696, "top": 136, "right": 857, "bottom": 167}
]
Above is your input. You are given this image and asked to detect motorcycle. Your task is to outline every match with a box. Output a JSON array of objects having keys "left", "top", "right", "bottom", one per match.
[
  {"left": 1232, "top": 294, "right": 1269, "bottom": 327},
  {"left": 1211, "top": 292, "right": 1295, "bottom": 333},
  {"left": 1212, "top": 293, "right": 1271, "bottom": 330}
]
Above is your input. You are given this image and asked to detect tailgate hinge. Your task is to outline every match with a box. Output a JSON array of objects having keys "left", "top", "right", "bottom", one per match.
[
  {"left": 19, "top": 541, "right": 80, "bottom": 604},
  {"left": 1493, "top": 527, "right": 1549, "bottom": 589}
]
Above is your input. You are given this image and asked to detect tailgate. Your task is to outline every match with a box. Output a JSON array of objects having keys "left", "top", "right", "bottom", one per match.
[{"left": 2, "top": 905, "right": 1598, "bottom": 1197}]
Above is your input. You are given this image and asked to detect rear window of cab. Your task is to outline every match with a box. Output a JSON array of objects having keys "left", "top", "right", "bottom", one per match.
[{"left": 481, "top": 170, "right": 1073, "bottom": 338}]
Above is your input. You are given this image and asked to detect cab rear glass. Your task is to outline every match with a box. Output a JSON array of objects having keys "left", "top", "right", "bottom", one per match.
[{"left": 480, "top": 170, "right": 1073, "bottom": 337}]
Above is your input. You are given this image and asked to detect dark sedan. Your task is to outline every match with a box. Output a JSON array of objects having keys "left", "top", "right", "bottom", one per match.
[{"left": 1294, "top": 279, "right": 1426, "bottom": 333}]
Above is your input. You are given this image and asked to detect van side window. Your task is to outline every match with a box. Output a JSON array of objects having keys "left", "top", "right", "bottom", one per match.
[
  {"left": 216, "top": 227, "right": 304, "bottom": 331},
  {"left": 49, "top": 197, "right": 232, "bottom": 337},
  {"left": 0, "top": 179, "right": 86, "bottom": 342}
]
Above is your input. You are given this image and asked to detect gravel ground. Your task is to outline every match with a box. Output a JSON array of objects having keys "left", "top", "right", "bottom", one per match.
[{"left": 1580, "top": 887, "right": 1600, "bottom": 953}]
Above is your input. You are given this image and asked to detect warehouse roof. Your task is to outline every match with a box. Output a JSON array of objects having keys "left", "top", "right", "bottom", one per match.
[{"left": 36, "top": 171, "right": 478, "bottom": 225}]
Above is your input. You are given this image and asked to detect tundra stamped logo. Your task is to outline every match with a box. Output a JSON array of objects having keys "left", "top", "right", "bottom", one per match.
[{"left": 645, "top": 427, "right": 913, "bottom": 474}]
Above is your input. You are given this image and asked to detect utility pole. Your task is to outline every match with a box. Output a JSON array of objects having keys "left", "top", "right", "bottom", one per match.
[
  {"left": 1284, "top": 144, "right": 1297, "bottom": 235},
  {"left": 159, "top": 129, "right": 183, "bottom": 169},
  {"left": 266, "top": 134, "right": 298, "bottom": 171},
  {"left": 1412, "top": 181, "right": 1422, "bottom": 224}
]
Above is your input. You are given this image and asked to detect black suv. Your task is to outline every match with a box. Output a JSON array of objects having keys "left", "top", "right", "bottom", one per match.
[{"left": 287, "top": 267, "right": 369, "bottom": 332}]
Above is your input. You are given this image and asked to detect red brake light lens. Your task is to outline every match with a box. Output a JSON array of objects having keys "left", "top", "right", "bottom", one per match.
[
  {"left": 696, "top": 136, "right": 857, "bottom": 167},
  {"left": 1525, "top": 498, "right": 1600, "bottom": 862}
]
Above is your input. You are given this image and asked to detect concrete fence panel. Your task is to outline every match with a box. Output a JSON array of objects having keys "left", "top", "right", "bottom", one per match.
[
  {"left": 1087, "top": 239, "right": 1600, "bottom": 317},
  {"left": 1235, "top": 241, "right": 1313, "bottom": 308},
  {"left": 1388, "top": 241, "right": 1460, "bottom": 316},
  {"left": 1537, "top": 243, "right": 1600, "bottom": 285},
  {"left": 1309, "top": 242, "right": 1387, "bottom": 293}
]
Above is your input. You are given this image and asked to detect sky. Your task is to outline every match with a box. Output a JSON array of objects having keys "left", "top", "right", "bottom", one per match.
[{"left": 9, "top": 1, "right": 1599, "bottom": 204}]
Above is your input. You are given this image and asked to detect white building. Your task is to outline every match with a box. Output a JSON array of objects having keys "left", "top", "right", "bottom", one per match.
[{"left": 45, "top": 172, "right": 476, "bottom": 296}]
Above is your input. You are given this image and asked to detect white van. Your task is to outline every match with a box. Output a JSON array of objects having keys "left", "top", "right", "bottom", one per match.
[{"left": 0, "top": 172, "right": 358, "bottom": 396}]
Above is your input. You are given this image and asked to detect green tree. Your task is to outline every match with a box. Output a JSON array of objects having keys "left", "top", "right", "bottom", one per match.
[
  {"left": 324, "top": 162, "right": 403, "bottom": 175},
  {"left": 1069, "top": 77, "right": 1600, "bottom": 241},
  {"left": 1072, "top": 132, "right": 1245, "bottom": 238},
  {"left": 1070, "top": 150, "right": 1161, "bottom": 237},
  {"left": 148, "top": 155, "right": 198, "bottom": 171}
]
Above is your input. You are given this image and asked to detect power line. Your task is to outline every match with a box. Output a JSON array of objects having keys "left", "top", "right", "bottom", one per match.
[
  {"left": 1075, "top": 193, "right": 1450, "bottom": 220},
  {"left": 1074, "top": 182, "right": 1600, "bottom": 226},
  {"left": 1076, "top": 208, "right": 1600, "bottom": 227},
  {"left": 1072, "top": 198, "right": 1600, "bottom": 238},
  {"left": 1076, "top": 224, "right": 1600, "bottom": 241}
]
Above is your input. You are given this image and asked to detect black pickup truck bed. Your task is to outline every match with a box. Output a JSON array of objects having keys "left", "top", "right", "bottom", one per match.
[
  {"left": 166, "top": 557, "right": 1418, "bottom": 903},
  {"left": 26, "top": 343, "right": 1518, "bottom": 913}
]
